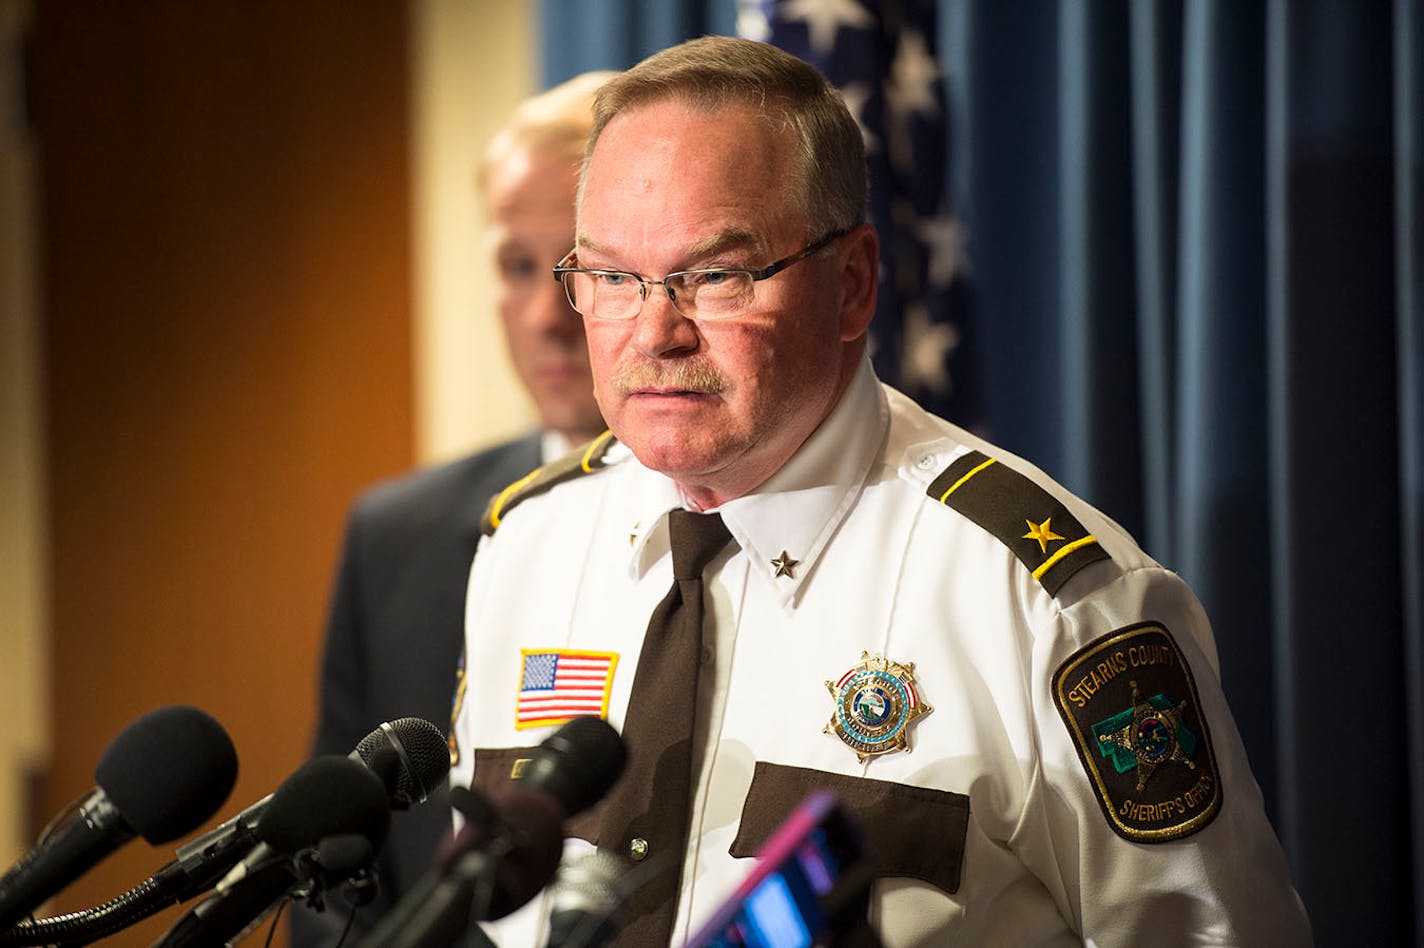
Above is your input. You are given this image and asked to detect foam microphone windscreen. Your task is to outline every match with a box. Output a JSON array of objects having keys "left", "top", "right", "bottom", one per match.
[
  {"left": 255, "top": 756, "right": 391, "bottom": 855},
  {"left": 516, "top": 716, "right": 627, "bottom": 818},
  {"left": 314, "top": 834, "right": 376, "bottom": 877},
  {"left": 93, "top": 705, "right": 239, "bottom": 844}
]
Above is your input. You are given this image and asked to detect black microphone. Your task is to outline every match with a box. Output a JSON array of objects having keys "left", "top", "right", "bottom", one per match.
[
  {"left": 0, "top": 717, "right": 449, "bottom": 947},
  {"left": 169, "top": 715, "right": 448, "bottom": 887},
  {"left": 351, "top": 718, "right": 449, "bottom": 809},
  {"left": 0, "top": 706, "right": 237, "bottom": 934},
  {"left": 153, "top": 755, "right": 390, "bottom": 948},
  {"left": 358, "top": 716, "right": 627, "bottom": 948}
]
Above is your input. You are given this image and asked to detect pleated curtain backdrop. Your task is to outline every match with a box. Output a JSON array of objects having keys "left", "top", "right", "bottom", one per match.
[{"left": 540, "top": 0, "right": 1424, "bottom": 942}]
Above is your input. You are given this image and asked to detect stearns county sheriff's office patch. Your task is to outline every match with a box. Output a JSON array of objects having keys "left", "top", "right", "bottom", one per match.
[{"left": 1053, "top": 622, "right": 1222, "bottom": 843}]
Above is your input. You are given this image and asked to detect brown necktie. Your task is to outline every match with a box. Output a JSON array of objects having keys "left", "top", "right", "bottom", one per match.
[{"left": 598, "top": 508, "right": 733, "bottom": 945}]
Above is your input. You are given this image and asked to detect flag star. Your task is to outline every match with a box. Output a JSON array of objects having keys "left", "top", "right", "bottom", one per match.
[
  {"left": 736, "top": 4, "right": 771, "bottom": 43},
  {"left": 918, "top": 213, "right": 970, "bottom": 287},
  {"left": 837, "top": 81, "right": 879, "bottom": 153},
  {"left": 775, "top": 0, "right": 874, "bottom": 57},
  {"left": 900, "top": 302, "right": 959, "bottom": 395},
  {"left": 885, "top": 30, "right": 942, "bottom": 120}
]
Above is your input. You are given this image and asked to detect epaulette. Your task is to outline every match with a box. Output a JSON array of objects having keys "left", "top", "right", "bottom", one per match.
[
  {"left": 926, "top": 449, "right": 1110, "bottom": 597},
  {"left": 480, "top": 430, "right": 619, "bottom": 536}
]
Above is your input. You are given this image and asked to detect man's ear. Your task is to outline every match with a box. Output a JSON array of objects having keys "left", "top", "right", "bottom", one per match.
[{"left": 837, "top": 223, "right": 879, "bottom": 342}]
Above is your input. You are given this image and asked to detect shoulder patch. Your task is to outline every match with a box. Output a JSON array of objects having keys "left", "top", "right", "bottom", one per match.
[
  {"left": 926, "top": 450, "right": 1110, "bottom": 596},
  {"left": 1052, "top": 622, "right": 1222, "bottom": 843},
  {"left": 480, "top": 430, "right": 618, "bottom": 536}
]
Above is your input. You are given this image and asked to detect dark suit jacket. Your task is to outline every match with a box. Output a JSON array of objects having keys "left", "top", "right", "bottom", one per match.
[{"left": 290, "top": 433, "right": 541, "bottom": 944}]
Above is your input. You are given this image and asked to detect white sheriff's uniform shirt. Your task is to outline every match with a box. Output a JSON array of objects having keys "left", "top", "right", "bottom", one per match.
[{"left": 449, "top": 357, "right": 1311, "bottom": 946}]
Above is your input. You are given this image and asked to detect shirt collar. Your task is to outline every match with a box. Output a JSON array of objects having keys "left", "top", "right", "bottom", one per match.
[
  {"left": 540, "top": 430, "right": 575, "bottom": 465},
  {"left": 622, "top": 355, "right": 889, "bottom": 607}
]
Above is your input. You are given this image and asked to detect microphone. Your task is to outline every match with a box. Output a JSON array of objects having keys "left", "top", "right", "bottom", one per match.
[
  {"left": 352, "top": 718, "right": 449, "bottom": 809},
  {"left": 153, "top": 755, "right": 390, "bottom": 948},
  {"left": 358, "top": 716, "right": 627, "bottom": 948},
  {"left": 0, "top": 717, "right": 449, "bottom": 947},
  {"left": 541, "top": 850, "right": 627, "bottom": 948},
  {"left": 0, "top": 706, "right": 237, "bottom": 933},
  {"left": 172, "top": 715, "right": 448, "bottom": 885}
]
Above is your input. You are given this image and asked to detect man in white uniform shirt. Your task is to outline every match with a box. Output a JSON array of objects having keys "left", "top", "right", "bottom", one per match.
[{"left": 449, "top": 36, "right": 1311, "bottom": 946}]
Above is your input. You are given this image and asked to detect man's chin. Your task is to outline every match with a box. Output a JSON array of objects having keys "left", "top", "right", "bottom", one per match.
[{"left": 619, "top": 433, "right": 725, "bottom": 480}]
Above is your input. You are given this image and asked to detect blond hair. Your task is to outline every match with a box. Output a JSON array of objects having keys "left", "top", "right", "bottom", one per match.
[
  {"left": 582, "top": 36, "right": 866, "bottom": 235},
  {"left": 479, "top": 70, "right": 617, "bottom": 192}
]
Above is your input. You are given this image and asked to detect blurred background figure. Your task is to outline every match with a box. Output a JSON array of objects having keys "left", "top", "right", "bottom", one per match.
[
  {"left": 290, "top": 70, "right": 612, "bottom": 944},
  {"left": 3, "top": 5, "right": 597, "bottom": 945}
]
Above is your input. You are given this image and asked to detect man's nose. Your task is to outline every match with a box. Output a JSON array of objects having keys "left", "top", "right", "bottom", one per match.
[{"left": 630, "top": 284, "right": 698, "bottom": 356}]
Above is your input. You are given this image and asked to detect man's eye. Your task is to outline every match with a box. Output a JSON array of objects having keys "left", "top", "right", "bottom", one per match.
[
  {"left": 681, "top": 270, "right": 745, "bottom": 291},
  {"left": 596, "top": 272, "right": 635, "bottom": 288},
  {"left": 499, "top": 258, "right": 538, "bottom": 281}
]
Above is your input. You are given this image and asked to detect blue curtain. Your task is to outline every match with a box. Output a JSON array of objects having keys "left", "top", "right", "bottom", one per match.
[
  {"left": 538, "top": 0, "right": 737, "bottom": 86},
  {"left": 540, "top": 1, "right": 1424, "bottom": 943}
]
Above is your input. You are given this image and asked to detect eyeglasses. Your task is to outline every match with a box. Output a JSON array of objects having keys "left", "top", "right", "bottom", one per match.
[{"left": 552, "top": 229, "right": 849, "bottom": 322}]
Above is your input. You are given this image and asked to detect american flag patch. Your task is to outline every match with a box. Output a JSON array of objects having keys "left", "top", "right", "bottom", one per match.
[{"left": 515, "top": 649, "right": 618, "bottom": 730}]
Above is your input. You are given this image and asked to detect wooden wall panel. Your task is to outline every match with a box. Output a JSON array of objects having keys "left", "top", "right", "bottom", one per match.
[{"left": 31, "top": 3, "right": 413, "bottom": 942}]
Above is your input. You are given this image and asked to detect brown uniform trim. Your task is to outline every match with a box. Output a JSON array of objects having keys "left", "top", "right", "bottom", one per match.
[
  {"left": 480, "top": 430, "right": 618, "bottom": 536},
  {"left": 927, "top": 449, "right": 1111, "bottom": 597},
  {"left": 729, "top": 761, "right": 969, "bottom": 895}
]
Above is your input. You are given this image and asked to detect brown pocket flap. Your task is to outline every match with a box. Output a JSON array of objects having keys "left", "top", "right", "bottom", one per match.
[
  {"left": 469, "top": 746, "right": 600, "bottom": 844},
  {"left": 728, "top": 761, "right": 969, "bottom": 895}
]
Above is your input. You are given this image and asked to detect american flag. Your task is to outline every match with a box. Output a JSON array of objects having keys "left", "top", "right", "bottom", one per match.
[
  {"left": 745, "top": 0, "right": 979, "bottom": 426},
  {"left": 515, "top": 649, "right": 618, "bottom": 730}
]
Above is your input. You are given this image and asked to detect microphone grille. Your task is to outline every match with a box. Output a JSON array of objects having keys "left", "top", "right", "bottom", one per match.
[
  {"left": 550, "top": 849, "right": 626, "bottom": 914},
  {"left": 354, "top": 717, "right": 450, "bottom": 806},
  {"left": 95, "top": 705, "right": 238, "bottom": 844}
]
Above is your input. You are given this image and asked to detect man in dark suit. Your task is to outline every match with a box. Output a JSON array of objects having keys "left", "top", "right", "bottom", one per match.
[{"left": 291, "top": 72, "right": 612, "bottom": 943}]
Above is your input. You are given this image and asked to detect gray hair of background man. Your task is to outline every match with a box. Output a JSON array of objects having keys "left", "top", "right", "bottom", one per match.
[
  {"left": 479, "top": 69, "right": 619, "bottom": 192},
  {"left": 580, "top": 36, "right": 868, "bottom": 238}
]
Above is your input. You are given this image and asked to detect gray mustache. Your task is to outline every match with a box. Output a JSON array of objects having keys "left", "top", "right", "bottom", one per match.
[{"left": 612, "top": 360, "right": 726, "bottom": 395}]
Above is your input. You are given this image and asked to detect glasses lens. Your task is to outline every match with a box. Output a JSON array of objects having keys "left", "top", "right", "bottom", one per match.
[
  {"left": 667, "top": 271, "right": 755, "bottom": 320},
  {"left": 563, "top": 271, "right": 642, "bottom": 320}
]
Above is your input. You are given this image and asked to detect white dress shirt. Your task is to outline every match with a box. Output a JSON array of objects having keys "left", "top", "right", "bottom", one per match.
[{"left": 450, "top": 356, "right": 1310, "bottom": 947}]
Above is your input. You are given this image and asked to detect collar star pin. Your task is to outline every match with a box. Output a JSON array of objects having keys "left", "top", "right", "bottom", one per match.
[
  {"left": 825, "top": 652, "right": 932, "bottom": 762},
  {"left": 770, "top": 550, "right": 799, "bottom": 578}
]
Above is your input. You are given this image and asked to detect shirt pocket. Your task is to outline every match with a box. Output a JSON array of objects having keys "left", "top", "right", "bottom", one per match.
[
  {"left": 469, "top": 745, "right": 602, "bottom": 844},
  {"left": 728, "top": 761, "right": 970, "bottom": 895}
]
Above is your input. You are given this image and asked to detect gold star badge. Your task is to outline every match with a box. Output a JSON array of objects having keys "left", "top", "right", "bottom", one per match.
[
  {"left": 824, "top": 652, "right": 932, "bottom": 762},
  {"left": 1023, "top": 517, "right": 1065, "bottom": 554},
  {"left": 770, "top": 550, "right": 800, "bottom": 578}
]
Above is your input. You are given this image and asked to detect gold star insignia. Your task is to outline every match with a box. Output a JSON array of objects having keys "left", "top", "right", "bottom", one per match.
[
  {"left": 770, "top": 550, "right": 800, "bottom": 578},
  {"left": 1023, "top": 517, "right": 1065, "bottom": 554}
]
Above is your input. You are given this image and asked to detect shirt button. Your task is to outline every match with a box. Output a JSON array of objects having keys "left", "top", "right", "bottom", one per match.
[
  {"left": 916, "top": 453, "right": 937, "bottom": 470},
  {"left": 701, "top": 645, "right": 714, "bottom": 664},
  {"left": 629, "top": 837, "right": 649, "bottom": 861}
]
